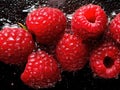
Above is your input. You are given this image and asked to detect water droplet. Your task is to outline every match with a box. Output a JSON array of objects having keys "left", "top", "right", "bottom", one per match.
[
  {"left": 115, "top": 75, "right": 119, "bottom": 79},
  {"left": 110, "top": 9, "right": 120, "bottom": 20},
  {"left": 93, "top": 73, "right": 97, "bottom": 78},
  {"left": 11, "top": 82, "right": 14, "bottom": 86},
  {"left": 22, "top": 1, "right": 39, "bottom": 13},
  {"left": 66, "top": 14, "right": 73, "bottom": 20}
]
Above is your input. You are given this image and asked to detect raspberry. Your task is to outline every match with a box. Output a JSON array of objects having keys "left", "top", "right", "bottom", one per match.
[
  {"left": 109, "top": 13, "right": 120, "bottom": 44},
  {"left": 21, "top": 50, "right": 61, "bottom": 89},
  {"left": 26, "top": 7, "right": 66, "bottom": 45},
  {"left": 0, "top": 27, "right": 35, "bottom": 65},
  {"left": 90, "top": 42, "right": 120, "bottom": 79},
  {"left": 56, "top": 33, "right": 87, "bottom": 72},
  {"left": 71, "top": 4, "right": 107, "bottom": 40}
]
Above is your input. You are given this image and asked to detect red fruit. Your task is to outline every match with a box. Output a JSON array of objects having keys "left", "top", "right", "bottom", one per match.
[
  {"left": 26, "top": 7, "right": 67, "bottom": 44},
  {"left": 90, "top": 42, "right": 120, "bottom": 79},
  {"left": 0, "top": 27, "right": 35, "bottom": 65},
  {"left": 21, "top": 50, "right": 61, "bottom": 89},
  {"left": 56, "top": 33, "right": 87, "bottom": 72},
  {"left": 71, "top": 4, "right": 107, "bottom": 39},
  {"left": 109, "top": 13, "right": 120, "bottom": 44}
]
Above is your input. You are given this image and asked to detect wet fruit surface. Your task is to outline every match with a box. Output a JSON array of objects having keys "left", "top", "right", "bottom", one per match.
[{"left": 0, "top": 0, "right": 120, "bottom": 90}]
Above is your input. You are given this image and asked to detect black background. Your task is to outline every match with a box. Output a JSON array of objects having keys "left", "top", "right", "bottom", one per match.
[{"left": 0, "top": 0, "right": 120, "bottom": 90}]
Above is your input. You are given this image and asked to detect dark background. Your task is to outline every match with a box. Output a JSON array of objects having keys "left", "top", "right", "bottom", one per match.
[{"left": 0, "top": 0, "right": 120, "bottom": 90}]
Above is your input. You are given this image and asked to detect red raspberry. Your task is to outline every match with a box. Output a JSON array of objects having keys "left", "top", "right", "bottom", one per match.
[
  {"left": 21, "top": 50, "right": 61, "bottom": 89},
  {"left": 109, "top": 13, "right": 120, "bottom": 44},
  {"left": 26, "top": 7, "right": 67, "bottom": 45},
  {"left": 0, "top": 27, "right": 35, "bottom": 65},
  {"left": 90, "top": 42, "right": 120, "bottom": 79},
  {"left": 56, "top": 33, "right": 87, "bottom": 72},
  {"left": 71, "top": 4, "right": 107, "bottom": 39}
]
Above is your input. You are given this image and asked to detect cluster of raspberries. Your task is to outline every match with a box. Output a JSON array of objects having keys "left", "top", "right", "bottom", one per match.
[{"left": 0, "top": 4, "right": 120, "bottom": 89}]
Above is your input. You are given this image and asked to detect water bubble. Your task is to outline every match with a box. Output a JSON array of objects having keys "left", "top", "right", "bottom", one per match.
[
  {"left": 11, "top": 82, "right": 14, "bottom": 86},
  {"left": 109, "top": 9, "right": 120, "bottom": 20},
  {"left": 108, "top": 16, "right": 111, "bottom": 23},
  {"left": 93, "top": 73, "right": 97, "bottom": 78},
  {"left": 42, "top": 4, "right": 47, "bottom": 7},
  {"left": 2, "top": 23, "right": 20, "bottom": 29},
  {"left": 2, "top": 23, "right": 10, "bottom": 28},
  {"left": 22, "top": 5, "right": 36, "bottom": 13},
  {"left": 66, "top": 14, "right": 73, "bottom": 29},
  {"left": 10, "top": 24, "right": 19, "bottom": 28},
  {"left": 22, "top": 1, "right": 40, "bottom": 13},
  {"left": 0, "top": 18, "right": 11, "bottom": 23},
  {"left": 66, "top": 14, "right": 73, "bottom": 20},
  {"left": 0, "top": 18, "right": 12, "bottom": 29}
]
